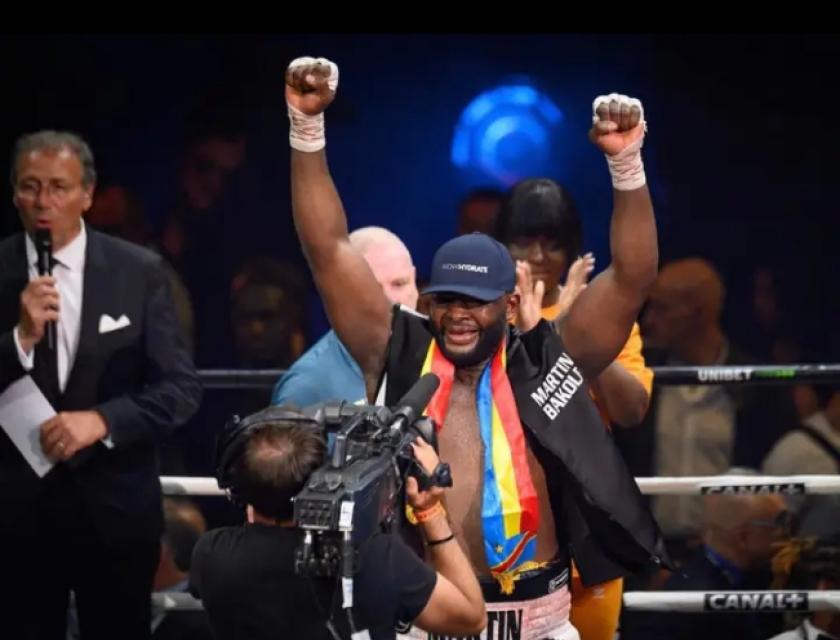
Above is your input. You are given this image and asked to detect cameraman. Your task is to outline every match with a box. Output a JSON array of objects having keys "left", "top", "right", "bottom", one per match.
[{"left": 189, "top": 409, "right": 485, "bottom": 640}]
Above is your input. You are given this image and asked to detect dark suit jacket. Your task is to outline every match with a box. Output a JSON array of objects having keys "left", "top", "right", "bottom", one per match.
[
  {"left": 0, "top": 229, "right": 202, "bottom": 543},
  {"left": 620, "top": 548, "right": 783, "bottom": 640}
]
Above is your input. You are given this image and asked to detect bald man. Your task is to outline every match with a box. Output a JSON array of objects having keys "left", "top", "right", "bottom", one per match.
[
  {"left": 151, "top": 498, "right": 213, "bottom": 639},
  {"left": 271, "top": 226, "right": 418, "bottom": 407},
  {"left": 621, "top": 477, "right": 789, "bottom": 640},
  {"left": 702, "top": 489, "right": 789, "bottom": 574},
  {"left": 613, "top": 258, "right": 797, "bottom": 556},
  {"left": 642, "top": 257, "right": 726, "bottom": 358}
]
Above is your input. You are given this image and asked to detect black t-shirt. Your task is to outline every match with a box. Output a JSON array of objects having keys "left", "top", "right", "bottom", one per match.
[{"left": 190, "top": 524, "right": 437, "bottom": 640}]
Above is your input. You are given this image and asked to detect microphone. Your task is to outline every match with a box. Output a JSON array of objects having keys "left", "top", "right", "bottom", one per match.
[
  {"left": 34, "top": 229, "right": 56, "bottom": 351},
  {"left": 388, "top": 372, "right": 440, "bottom": 436},
  {"left": 390, "top": 373, "right": 452, "bottom": 490}
]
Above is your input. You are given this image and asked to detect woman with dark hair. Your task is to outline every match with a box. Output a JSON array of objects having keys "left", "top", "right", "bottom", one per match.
[{"left": 496, "top": 177, "right": 654, "bottom": 640}]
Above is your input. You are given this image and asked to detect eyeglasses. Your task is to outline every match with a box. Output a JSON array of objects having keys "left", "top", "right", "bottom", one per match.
[
  {"left": 747, "top": 510, "right": 793, "bottom": 533},
  {"left": 16, "top": 181, "right": 81, "bottom": 202}
]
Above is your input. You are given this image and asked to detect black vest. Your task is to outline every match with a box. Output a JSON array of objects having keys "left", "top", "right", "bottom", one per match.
[{"left": 383, "top": 307, "right": 671, "bottom": 585}]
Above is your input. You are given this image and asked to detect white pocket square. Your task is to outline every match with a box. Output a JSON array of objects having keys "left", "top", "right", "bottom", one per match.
[{"left": 99, "top": 314, "right": 131, "bottom": 334}]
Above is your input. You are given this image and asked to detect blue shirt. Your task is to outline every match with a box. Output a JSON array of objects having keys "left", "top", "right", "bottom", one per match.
[{"left": 271, "top": 330, "right": 367, "bottom": 408}]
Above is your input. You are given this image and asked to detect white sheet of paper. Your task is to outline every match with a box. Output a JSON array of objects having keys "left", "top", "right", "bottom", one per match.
[{"left": 0, "top": 375, "right": 56, "bottom": 477}]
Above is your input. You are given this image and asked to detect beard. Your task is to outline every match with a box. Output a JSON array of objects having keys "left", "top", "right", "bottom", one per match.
[{"left": 430, "top": 311, "right": 508, "bottom": 369}]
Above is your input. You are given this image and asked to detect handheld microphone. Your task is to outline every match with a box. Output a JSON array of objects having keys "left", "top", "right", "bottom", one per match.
[{"left": 34, "top": 229, "right": 56, "bottom": 351}]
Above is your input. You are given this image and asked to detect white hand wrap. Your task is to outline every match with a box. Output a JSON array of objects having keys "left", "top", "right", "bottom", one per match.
[
  {"left": 593, "top": 93, "right": 647, "bottom": 191},
  {"left": 287, "top": 56, "right": 339, "bottom": 152}
]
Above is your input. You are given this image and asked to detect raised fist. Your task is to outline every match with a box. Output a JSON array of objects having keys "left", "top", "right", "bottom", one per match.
[
  {"left": 285, "top": 56, "right": 339, "bottom": 116},
  {"left": 589, "top": 93, "right": 645, "bottom": 156}
]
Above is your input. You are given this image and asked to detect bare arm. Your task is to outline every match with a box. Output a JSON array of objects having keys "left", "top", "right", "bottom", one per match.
[
  {"left": 590, "top": 322, "right": 653, "bottom": 427},
  {"left": 286, "top": 59, "right": 392, "bottom": 395},
  {"left": 413, "top": 511, "right": 486, "bottom": 636},
  {"left": 589, "top": 362, "right": 650, "bottom": 428},
  {"left": 408, "top": 438, "right": 486, "bottom": 636},
  {"left": 562, "top": 96, "right": 658, "bottom": 378},
  {"left": 291, "top": 150, "right": 391, "bottom": 386},
  {"left": 516, "top": 254, "right": 651, "bottom": 427}
]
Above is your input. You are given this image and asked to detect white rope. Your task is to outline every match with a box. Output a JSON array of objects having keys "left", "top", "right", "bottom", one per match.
[
  {"left": 152, "top": 592, "right": 204, "bottom": 611},
  {"left": 161, "top": 476, "right": 225, "bottom": 496},
  {"left": 623, "top": 590, "right": 840, "bottom": 613},
  {"left": 159, "top": 475, "right": 840, "bottom": 497},
  {"left": 149, "top": 590, "right": 840, "bottom": 613},
  {"left": 634, "top": 474, "right": 840, "bottom": 496}
]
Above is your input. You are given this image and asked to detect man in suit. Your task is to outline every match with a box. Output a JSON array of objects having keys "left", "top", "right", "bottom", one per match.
[
  {"left": 620, "top": 481, "right": 789, "bottom": 640},
  {"left": 0, "top": 131, "right": 202, "bottom": 639}
]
